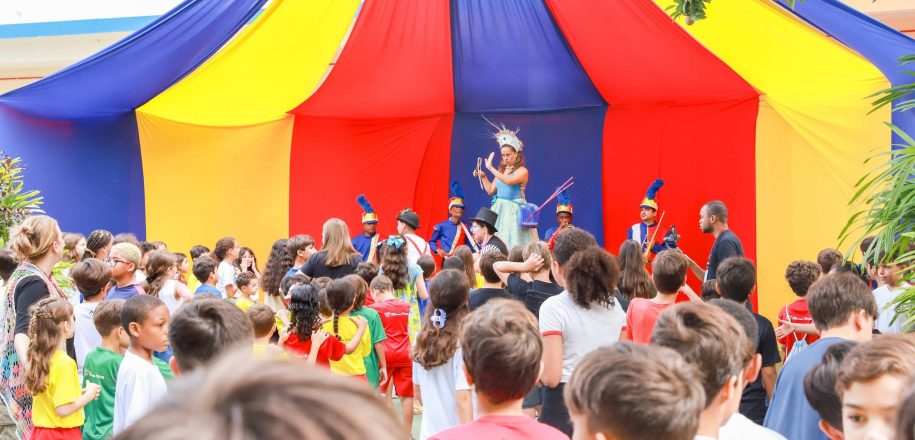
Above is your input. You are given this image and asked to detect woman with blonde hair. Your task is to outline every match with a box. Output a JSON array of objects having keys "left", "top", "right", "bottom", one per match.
[
  {"left": 301, "top": 219, "right": 362, "bottom": 280},
  {"left": 1, "top": 215, "right": 68, "bottom": 439}
]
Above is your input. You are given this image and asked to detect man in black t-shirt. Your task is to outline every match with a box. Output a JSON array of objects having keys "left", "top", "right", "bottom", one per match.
[{"left": 685, "top": 200, "right": 744, "bottom": 282}]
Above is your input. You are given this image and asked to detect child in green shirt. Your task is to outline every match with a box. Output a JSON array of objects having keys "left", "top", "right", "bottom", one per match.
[
  {"left": 82, "top": 300, "right": 129, "bottom": 440},
  {"left": 344, "top": 274, "right": 387, "bottom": 389}
]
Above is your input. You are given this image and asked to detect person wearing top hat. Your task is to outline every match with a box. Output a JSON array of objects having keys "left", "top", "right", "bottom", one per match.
[
  {"left": 543, "top": 190, "right": 574, "bottom": 249},
  {"left": 472, "top": 121, "right": 537, "bottom": 250},
  {"left": 352, "top": 195, "right": 380, "bottom": 262},
  {"left": 626, "top": 179, "right": 676, "bottom": 257},
  {"left": 471, "top": 207, "right": 508, "bottom": 256},
  {"left": 429, "top": 181, "right": 474, "bottom": 257},
  {"left": 396, "top": 209, "right": 431, "bottom": 267}
]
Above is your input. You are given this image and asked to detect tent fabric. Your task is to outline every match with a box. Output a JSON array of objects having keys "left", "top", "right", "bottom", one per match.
[
  {"left": 137, "top": 114, "right": 294, "bottom": 259},
  {"left": 136, "top": 0, "right": 362, "bottom": 258},
  {"left": 548, "top": 0, "right": 759, "bottom": 298},
  {"left": 0, "top": 0, "right": 266, "bottom": 120},
  {"left": 449, "top": 110, "right": 606, "bottom": 243},
  {"left": 0, "top": 0, "right": 902, "bottom": 323},
  {"left": 139, "top": 0, "right": 361, "bottom": 126},
  {"left": 778, "top": 0, "right": 915, "bottom": 148},
  {"left": 656, "top": 0, "right": 892, "bottom": 320},
  {"left": 290, "top": 0, "right": 454, "bottom": 237},
  {"left": 546, "top": 0, "right": 756, "bottom": 105},
  {"left": 0, "top": 0, "right": 267, "bottom": 236},
  {"left": 450, "top": 0, "right": 603, "bottom": 113},
  {"left": 449, "top": 0, "right": 605, "bottom": 243}
]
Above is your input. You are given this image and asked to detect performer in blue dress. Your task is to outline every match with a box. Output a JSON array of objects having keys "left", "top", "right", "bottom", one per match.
[
  {"left": 626, "top": 179, "right": 677, "bottom": 258},
  {"left": 352, "top": 194, "right": 380, "bottom": 262},
  {"left": 544, "top": 190, "right": 574, "bottom": 249},
  {"left": 429, "top": 180, "right": 474, "bottom": 257},
  {"left": 472, "top": 122, "right": 538, "bottom": 250}
]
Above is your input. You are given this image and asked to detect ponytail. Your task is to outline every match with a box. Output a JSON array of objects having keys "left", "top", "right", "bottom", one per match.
[
  {"left": 25, "top": 297, "right": 73, "bottom": 394},
  {"left": 332, "top": 313, "right": 341, "bottom": 341}
]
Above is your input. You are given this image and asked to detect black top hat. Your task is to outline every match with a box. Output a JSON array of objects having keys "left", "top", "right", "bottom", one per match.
[
  {"left": 397, "top": 209, "right": 421, "bottom": 230},
  {"left": 471, "top": 207, "right": 499, "bottom": 233}
]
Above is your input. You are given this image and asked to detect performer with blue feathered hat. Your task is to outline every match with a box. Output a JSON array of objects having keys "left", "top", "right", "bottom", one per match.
[
  {"left": 543, "top": 190, "right": 575, "bottom": 249},
  {"left": 352, "top": 194, "right": 380, "bottom": 262},
  {"left": 429, "top": 180, "right": 474, "bottom": 257},
  {"left": 627, "top": 179, "right": 677, "bottom": 256}
]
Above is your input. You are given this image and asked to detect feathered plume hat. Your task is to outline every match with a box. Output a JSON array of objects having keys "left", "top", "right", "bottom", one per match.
[
  {"left": 484, "top": 116, "right": 523, "bottom": 152},
  {"left": 556, "top": 190, "right": 573, "bottom": 216},
  {"left": 640, "top": 179, "right": 664, "bottom": 210},
  {"left": 357, "top": 194, "right": 378, "bottom": 224},
  {"left": 448, "top": 180, "right": 465, "bottom": 210}
]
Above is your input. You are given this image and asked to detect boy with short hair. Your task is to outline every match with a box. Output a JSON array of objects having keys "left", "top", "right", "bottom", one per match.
[
  {"left": 246, "top": 304, "right": 287, "bottom": 360},
  {"left": 168, "top": 298, "right": 254, "bottom": 375},
  {"left": 835, "top": 334, "right": 915, "bottom": 440},
  {"left": 777, "top": 260, "right": 822, "bottom": 359},
  {"left": 650, "top": 302, "right": 756, "bottom": 439},
  {"left": 286, "top": 234, "right": 316, "bottom": 277},
  {"left": 431, "top": 299, "right": 566, "bottom": 440},
  {"left": 83, "top": 299, "right": 129, "bottom": 440},
  {"left": 565, "top": 342, "right": 705, "bottom": 440},
  {"left": 494, "top": 241, "right": 564, "bottom": 319},
  {"left": 235, "top": 272, "right": 258, "bottom": 312},
  {"left": 873, "top": 257, "right": 912, "bottom": 334},
  {"left": 192, "top": 257, "right": 221, "bottom": 297},
  {"left": 368, "top": 275, "right": 413, "bottom": 428},
  {"left": 185, "top": 245, "right": 210, "bottom": 293},
  {"left": 107, "top": 243, "right": 144, "bottom": 300},
  {"left": 764, "top": 272, "right": 878, "bottom": 439},
  {"left": 709, "top": 299, "right": 786, "bottom": 440},
  {"left": 803, "top": 341, "right": 858, "bottom": 440},
  {"left": 701, "top": 279, "right": 718, "bottom": 302},
  {"left": 817, "top": 248, "right": 843, "bottom": 275},
  {"left": 626, "top": 250, "right": 690, "bottom": 344},
  {"left": 72, "top": 259, "right": 112, "bottom": 375},
  {"left": 113, "top": 296, "right": 171, "bottom": 434},
  {"left": 716, "top": 257, "right": 780, "bottom": 425},
  {"left": 354, "top": 262, "right": 380, "bottom": 304},
  {"left": 468, "top": 251, "right": 510, "bottom": 310}
]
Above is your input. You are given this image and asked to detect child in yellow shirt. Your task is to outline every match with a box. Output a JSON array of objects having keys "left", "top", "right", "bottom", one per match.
[
  {"left": 26, "top": 297, "right": 100, "bottom": 439},
  {"left": 323, "top": 279, "right": 370, "bottom": 378}
]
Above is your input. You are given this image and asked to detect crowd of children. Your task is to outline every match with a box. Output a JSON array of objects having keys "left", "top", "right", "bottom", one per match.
[{"left": 0, "top": 212, "right": 914, "bottom": 440}]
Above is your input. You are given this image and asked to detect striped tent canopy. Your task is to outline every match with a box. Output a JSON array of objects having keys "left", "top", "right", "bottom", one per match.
[{"left": 2, "top": 0, "right": 913, "bottom": 320}]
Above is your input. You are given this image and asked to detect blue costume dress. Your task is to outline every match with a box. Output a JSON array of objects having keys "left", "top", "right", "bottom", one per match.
[
  {"left": 492, "top": 177, "right": 536, "bottom": 250},
  {"left": 429, "top": 219, "right": 472, "bottom": 255},
  {"left": 351, "top": 233, "right": 379, "bottom": 262}
]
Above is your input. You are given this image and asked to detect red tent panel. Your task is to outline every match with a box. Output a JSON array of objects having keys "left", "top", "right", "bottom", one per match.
[{"left": 290, "top": 0, "right": 454, "bottom": 237}]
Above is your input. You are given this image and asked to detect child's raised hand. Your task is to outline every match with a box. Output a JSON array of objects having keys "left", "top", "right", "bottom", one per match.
[
  {"left": 352, "top": 315, "right": 367, "bottom": 329},
  {"left": 523, "top": 253, "right": 544, "bottom": 272},
  {"left": 85, "top": 382, "right": 101, "bottom": 400}
]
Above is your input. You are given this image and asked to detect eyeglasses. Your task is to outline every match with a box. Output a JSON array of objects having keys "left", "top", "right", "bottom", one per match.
[{"left": 105, "top": 258, "right": 129, "bottom": 266}]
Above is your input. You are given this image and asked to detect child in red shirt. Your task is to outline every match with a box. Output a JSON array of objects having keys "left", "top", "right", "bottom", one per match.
[
  {"left": 284, "top": 283, "right": 366, "bottom": 366},
  {"left": 368, "top": 275, "right": 414, "bottom": 429},
  {"left": 626, "top": 251, "right": 697, "bottom": 344},
  {"left": 777, "top": 260, "right": 822, "bottom": 360}
]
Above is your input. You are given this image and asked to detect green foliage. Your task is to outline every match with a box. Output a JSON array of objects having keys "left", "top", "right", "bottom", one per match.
[
  {"left": 52, "top": 261, "right": 75, "bottom": 291},
  {"left": 839, "top": 125, "right": 915, "bottom": 331},
  {"left": 666, "top": 0, "right": 712, "bottom": 24},
  {"left": 0, "top": 152, "right": 43, "bottom": 247},
  {"left": 667, "top": 0, "right": 803, "bottom": 24}
]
